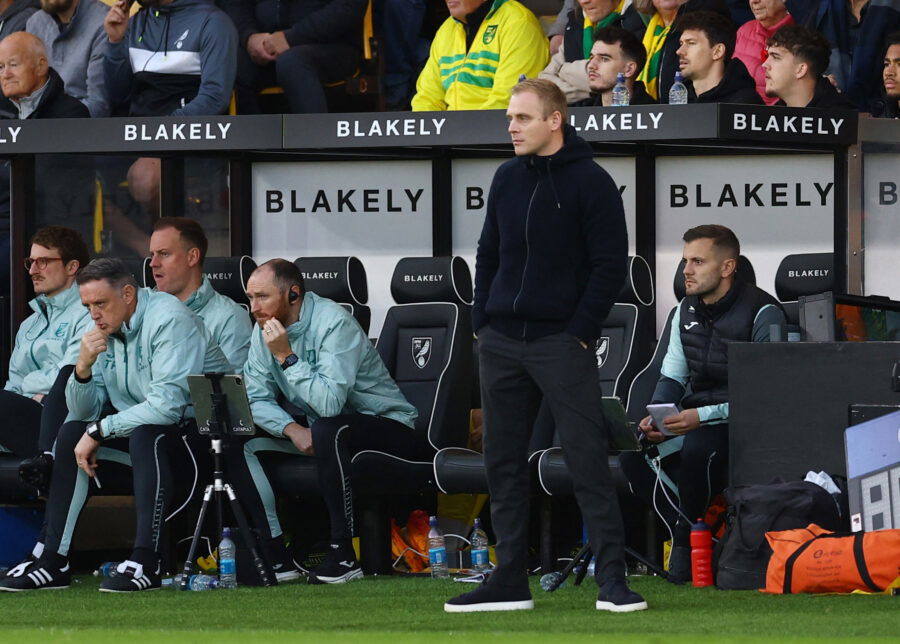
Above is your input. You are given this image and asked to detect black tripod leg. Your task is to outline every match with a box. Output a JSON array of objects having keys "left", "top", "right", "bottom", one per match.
[
  {"left": 180, "top": 484, "right": 213, "bottom": 590},
  {"left": 224, "top": 483, "right": 275, "bottom": 587},
  {"left": 573, "top": 547, "right": 593, "bottom": 586},
  {"left": 547, "top": 542, "right": 592, "bottom": 591},
  {"left": 624, "top": 545, "right": 669, "bottom": 580}
]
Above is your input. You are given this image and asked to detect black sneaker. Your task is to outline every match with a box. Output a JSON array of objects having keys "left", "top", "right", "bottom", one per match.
[
  {"left": 0, "top": 555, "right": 36, "bottom": 580},
  {"left": 98, "top": 560, "right": 161, "bottom": 593},
  {"left": 0, "top": 557, "right": 70, "bottom": 591},
  {"left": 19, "top": 453, "right": 54, "bottom": 492},
  {"left": 444, "top": 581, "right": 534, "bottom": 613},
  {"left": 666, "top": 545, "right": 691, "bottom": 585},
  {"left": 268, "top": 541, "right": 307, "bottom": 583},
  {"left": 596, "top": 578, "right": 648, "bottom": 613},
  {"left": 308, "top": 544, "right": 363, "bottom": 584}
]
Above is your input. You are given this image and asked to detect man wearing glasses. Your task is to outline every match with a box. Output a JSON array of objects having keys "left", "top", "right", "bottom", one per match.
[{"left": 1, "top": 226, "right": 91, "bottom": 491}]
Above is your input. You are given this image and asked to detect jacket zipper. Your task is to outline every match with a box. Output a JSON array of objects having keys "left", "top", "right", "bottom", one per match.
[
  {"left": 28, "top": 304, "right": 51, "bottom": 369},
  {"left": 513, "top": 180, "right": 540, "bottom": 339}
]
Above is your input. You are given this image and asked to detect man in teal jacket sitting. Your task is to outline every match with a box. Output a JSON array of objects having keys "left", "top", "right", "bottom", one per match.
[
  {"left": 0, "top": 258, "right": 228, "bottom": 593},
  {"left": 229, "top": 259, "right": 417, "bottom": 584},
  {"left": 1, "top": 226, "right": 91, "bottom": 488}
]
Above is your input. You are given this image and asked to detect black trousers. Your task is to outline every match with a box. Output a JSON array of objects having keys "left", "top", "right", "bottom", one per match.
[
  {"left": 234, "top": 42, "right": 360, "bottom": 114},
  {"left": 619, "top": 424, "right": 730, "bottom": 546},
  {"left": 224, "top": 413, "right": 418, "bottom": 543},
  {"left": 44, "top": 420, "right": 179, "bottom": 559},
  {"left": 478, "top": 326, "right": 626, "bottom": 587},
  {"left": 0, "top": 365, "right": 73, "bottom": 457}
]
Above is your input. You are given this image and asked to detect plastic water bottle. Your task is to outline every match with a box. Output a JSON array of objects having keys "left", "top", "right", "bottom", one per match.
[
  {"left": 469, "top": 518, "right": 489, "bottom": 572},
  {"left": 669, "top": 71, "right": 688, "bottom": 105},
  {"left": 611, "top": 72, "right": 630, "bottom": 106},
  {"left": 161, "top": 574, "right": 185, "bottom": 588},
  {"left": 690, "top": 519, "right": 714, "bottom": 587},
  {"left": 539, "top": 570, "right": 565, "bottom": 591},
  {"left": 189, "top": 574, "right": 219, "bottom": 591},
  {"left": 428, "top": 515, "right": 449, "bottom": 579},
  {"left": 218, "top": 527, "right": 237, "bottom": 589},
  {"left": 93, "top": 562, "right": 122, "bottom": 577}
]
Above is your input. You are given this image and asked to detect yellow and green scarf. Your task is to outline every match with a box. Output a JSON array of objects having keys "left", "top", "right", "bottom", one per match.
[
  {"left": 581, "top": 0, "right": 628, "bottom": 58},
  {"left": 637, "top": 12, "right": 671, "bottom": 100}
]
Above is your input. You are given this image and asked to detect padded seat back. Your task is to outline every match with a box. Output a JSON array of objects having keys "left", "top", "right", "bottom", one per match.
[
  {"left": 123, "top": 257, "right": 151, "bottom": 288},
  {"left": 294, "top": 256, "right": 371, "bottom": 335},
  {"left": 203, "top": 256, "right": 257, "bottom": 308},
  {"left": 377, "top": 257, "right": 473, "bottom": 451},
  {"left": 774, "top": 253, "right": 834, "bottom": 325}
]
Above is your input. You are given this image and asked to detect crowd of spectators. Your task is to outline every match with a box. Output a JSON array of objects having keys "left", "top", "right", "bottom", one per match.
[{"left": 0, "top": 0, "right": 894, "bottom": 119}]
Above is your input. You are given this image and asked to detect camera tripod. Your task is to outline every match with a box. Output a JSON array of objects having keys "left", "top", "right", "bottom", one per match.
[
  {"left": 179, "top": 374, "right": 275, "bottom": 589},
  {"left": 541, "top": 543, "right": 669, "bottom": 592}
]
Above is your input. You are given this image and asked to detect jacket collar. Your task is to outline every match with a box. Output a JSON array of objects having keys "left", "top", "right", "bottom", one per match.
[
  {"left": 120, "top": 288, "right": 149, "bottom": 341},
  {"left": 30, "top": 280, "right": 82, "bottom": 316},
  {"left": 183, "top": 276, "right": 215, "bottom": 314},
  {"left": 285, "top": 291, "right": 315, "bottom": 337}
]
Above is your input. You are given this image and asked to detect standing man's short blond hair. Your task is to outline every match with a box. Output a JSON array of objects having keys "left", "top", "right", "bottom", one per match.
[{"left": 510, "top": 78, "right": 568, "bottom": 119}]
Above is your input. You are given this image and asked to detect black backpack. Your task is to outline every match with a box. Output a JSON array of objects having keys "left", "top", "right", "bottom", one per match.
[{"left": 714, "top": 480, "right": 842, "bottom": 590}]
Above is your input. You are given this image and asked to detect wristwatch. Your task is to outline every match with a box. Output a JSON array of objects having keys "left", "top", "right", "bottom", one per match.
[
  {"left": 86, "top": 420, "right": 104, "bottom": 442},
  {"left": 281, "top": 353, "right": 299, "bottom": 370}
]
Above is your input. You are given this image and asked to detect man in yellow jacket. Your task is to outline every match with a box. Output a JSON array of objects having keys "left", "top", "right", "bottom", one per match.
[{"left": 412, "top": 0, "right": 548, "bottom": 111}]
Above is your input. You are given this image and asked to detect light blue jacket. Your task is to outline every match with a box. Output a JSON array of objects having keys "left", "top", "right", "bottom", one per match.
[
  {"left": 245, "top": 292, "right": 417, "bottom": 437},
  {"left": 183, "top": 277, "right": 252, "bottom": 372},
  {"left": 65, "top": 288, "right": 227, "bottom": 438},
  {"left": 4, "top": 282, "right": 91, "bottom": 398}
]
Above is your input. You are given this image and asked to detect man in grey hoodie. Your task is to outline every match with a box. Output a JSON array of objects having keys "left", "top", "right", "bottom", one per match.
[{"left": 26, "top": 0, "right": 108, "bottom": 116}]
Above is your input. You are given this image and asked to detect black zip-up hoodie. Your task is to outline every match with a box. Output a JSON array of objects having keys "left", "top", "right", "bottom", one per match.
[{"left": 473, "top": 124, "right": 628, "bottom": 342}]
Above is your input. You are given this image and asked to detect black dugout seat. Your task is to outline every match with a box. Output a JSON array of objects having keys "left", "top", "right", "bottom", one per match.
[
  {"left": 434, "top": 255, "right": 656, "bottom": 496},
  {"left": 293, "top": 256, "right": 371, "bottom": 335},
  {"left": 774, "top": 253, "right": 834, "bottom": 325},
  {"left": 204, "top": 256, "right": 257, "bottom": 309}
]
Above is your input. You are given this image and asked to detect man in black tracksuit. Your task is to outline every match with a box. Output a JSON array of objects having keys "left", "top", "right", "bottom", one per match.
[
  {"left": 445, "top": 78, "right": 646, "bottom": 614},
  {"left": 622, "top": 225, "right": 785, "bottom": 584}
]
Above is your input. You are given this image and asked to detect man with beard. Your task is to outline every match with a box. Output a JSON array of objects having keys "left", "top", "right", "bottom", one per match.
[
  {"left": 26, "top": 0, "right": 109, "bottom": 116},
  {"left": 226, "top": 259, "right": 417, "bottom": 584},
  {"left": 620, "top": 225, "right": 785, "bottom": 584},
  {"left": 580, "top": 26, "right": 654, "bottom": 105},
  {"left": 874, "top": 31, "right": 900, "bottom": 117}
]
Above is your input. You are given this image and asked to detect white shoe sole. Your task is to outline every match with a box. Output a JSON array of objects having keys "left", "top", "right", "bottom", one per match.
[
  {"left": 596, "top": 599, "right": 648, "bottom": 612},
  {"left": 0, "top": 585, "right": 69, "bottom": 592},
  {"left": 444, "top": 599, "right": 534, "bottom": 613},
  {"left": 99, "top": 586, "right": 161, "bottom": 593},
  {"left": 309, "top": 568, "right": 363, "bottom": 584}
]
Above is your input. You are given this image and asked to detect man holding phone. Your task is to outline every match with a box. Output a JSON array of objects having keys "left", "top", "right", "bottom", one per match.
[{"left": 622, "top": 225, "right": 785, "bottom": 584}]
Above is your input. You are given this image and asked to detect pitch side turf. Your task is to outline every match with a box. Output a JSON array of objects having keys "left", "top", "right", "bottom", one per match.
[{"left": 1, "top": 574, "right": 897, "bottom": 642}]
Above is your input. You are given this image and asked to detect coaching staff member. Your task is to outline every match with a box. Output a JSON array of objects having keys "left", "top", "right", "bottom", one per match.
[{"left": 445, "top": 78, "right": 646, "bottom": 614}]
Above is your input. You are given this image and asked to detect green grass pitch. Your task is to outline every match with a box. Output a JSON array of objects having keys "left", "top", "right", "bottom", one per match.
[{"left": 1, "top": 573, "right": 898, "bottom": 643}]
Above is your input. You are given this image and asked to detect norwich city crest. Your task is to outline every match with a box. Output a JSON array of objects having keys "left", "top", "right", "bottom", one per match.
[{"left": 483, "top": 25, "right": 497, "bottom": 44}]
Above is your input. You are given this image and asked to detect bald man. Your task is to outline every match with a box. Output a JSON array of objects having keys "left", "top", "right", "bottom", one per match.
[{"left": 0, "top": 31, "right": 88, "bottom": 118}]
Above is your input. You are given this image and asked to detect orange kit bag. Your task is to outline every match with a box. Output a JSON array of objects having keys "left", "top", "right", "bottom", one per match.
[{"left": 764, "top": 523, "right": 900, "bottom": 594}]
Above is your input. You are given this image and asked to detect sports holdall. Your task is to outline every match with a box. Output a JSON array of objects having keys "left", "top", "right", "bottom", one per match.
[
  {"left": 714, "top": 480, "right": 841, "bottom": 590},
  {"left": 764, "top": 523, "right": 900, "bottom": 594}
]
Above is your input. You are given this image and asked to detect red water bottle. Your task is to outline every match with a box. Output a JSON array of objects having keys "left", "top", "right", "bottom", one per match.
[{"left": 690, "top": 519, "right": 714, "bottom": 587}]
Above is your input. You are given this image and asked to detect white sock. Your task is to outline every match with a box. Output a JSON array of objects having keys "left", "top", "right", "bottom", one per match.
[{"left": 32, "top": 542, "right": 45, "bottom": 558}]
